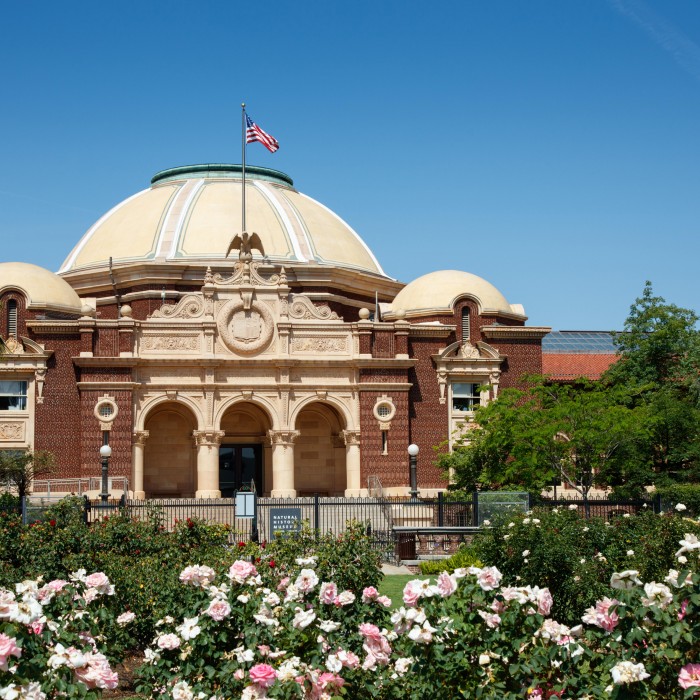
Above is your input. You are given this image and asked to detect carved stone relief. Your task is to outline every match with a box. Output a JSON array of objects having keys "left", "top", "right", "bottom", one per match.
[
  {"left": 0, "top": 422, "right": 24, "bottom": 441},
  {"left": 288, "top": 295, "right": 341, "bottom": 321},
  {"left": 150, "top": 295, "right": 205, "bottom": 319},
  {"left": 142, "top": 335, "right": 200, "bottom": 352},
  {"left": 290, "top": 337, "right": 348, "bottom": 353},
  {"left": 217, "top": 300, "right": 274, "bottom": 355}
]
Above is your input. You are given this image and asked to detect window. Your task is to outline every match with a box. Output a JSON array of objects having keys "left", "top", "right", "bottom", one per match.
[
  {"left": 0, "top": 381, "right": 28, "bottom": 411},
  {"left": 451, "top": 383, "right": 481, "bottom": 412},
  {"left": 461, "top": 307, "right": 470, "bottom": 343},
  {"left": 7, "top": 301, "right": 17, "bottom": 338}
]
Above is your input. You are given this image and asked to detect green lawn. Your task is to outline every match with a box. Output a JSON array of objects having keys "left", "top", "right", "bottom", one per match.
[{"left": 378, "top": 574, "right": 430, "bottom": 609}]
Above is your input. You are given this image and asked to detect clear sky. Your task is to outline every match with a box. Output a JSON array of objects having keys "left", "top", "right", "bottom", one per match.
[{"left": 1, "top": 1, "right": 699, "bottom": 330}]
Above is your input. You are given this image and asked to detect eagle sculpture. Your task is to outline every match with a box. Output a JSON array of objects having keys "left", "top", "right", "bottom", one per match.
[{"left": 226, "top": 232, "right": 265, "bottom": 262}]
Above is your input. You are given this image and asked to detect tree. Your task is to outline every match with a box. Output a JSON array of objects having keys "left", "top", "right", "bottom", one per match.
[
  {"left": 446, "top": 378, "right": 650, "bottom": 513},
  {"left": 604, "top": 281, "right": 700, "bottom": 482},
  {"left": 0, "top": 449, "right": 55, "bottom": 502}
]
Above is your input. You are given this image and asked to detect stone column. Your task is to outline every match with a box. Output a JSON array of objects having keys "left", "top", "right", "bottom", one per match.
[
  {"left": 132, "top": 430, "right": 149, "bottom": 500},
  {"left": 193, "top": 430, "right": 225, "bottom": 498},
  {"left": 342, "top": 429, "right": 362, "bottom": 497},
  {"left": 268, "top": 430, "right": 299, "bottom": 497}
]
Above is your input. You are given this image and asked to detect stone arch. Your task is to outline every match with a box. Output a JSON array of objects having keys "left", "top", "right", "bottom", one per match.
[
  {"left": 214, "top": 394, "right": 278, "bottom": 431},
  {"left": 289, "top": 394, "right": 355, "bottom": 431},
  {"left": 143, "top": 401, "right": 198, "bottom": 497},
  {"left": 293, "top": 401, "right": 347, "bottom": 496},
  {"left": 137, "top": 394, "right": 204, "bottom": 431}
]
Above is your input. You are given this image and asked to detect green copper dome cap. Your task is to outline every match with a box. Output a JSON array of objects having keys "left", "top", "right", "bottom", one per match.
[{"left": 151, "top": 163, "right": 294, "bottom": 187}]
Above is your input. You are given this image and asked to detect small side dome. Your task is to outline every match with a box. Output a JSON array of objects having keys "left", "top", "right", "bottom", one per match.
[
  {"left": 0, "top": 262, "right": 83, "bottom": 314},
  {"left": 386, "top": 270, "right": 526, "bottom": 320}
]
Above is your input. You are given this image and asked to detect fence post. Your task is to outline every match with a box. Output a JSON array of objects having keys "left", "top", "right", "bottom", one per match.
[
  {"left": 119, "top": 493, "right": 126, "bottom": 508},
  {"left": 314, "top": 493, "right": 320, "bottom": 540},
  {"left": 437, "top": 491, "right": 444, "bottom": 527},
  {"left": 83, "top": 495, "right": 90, "bottom": 525},
  {"left": 653, "top": 492, "right": 662, "bottom": 514},
  {"left": 472, "top": 491, "right": 479, "bottom": 527}
]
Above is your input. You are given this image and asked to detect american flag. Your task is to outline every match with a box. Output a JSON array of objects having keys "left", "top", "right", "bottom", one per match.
[{"left": 245, "top": 114, "right": 279, "bottom": 153}]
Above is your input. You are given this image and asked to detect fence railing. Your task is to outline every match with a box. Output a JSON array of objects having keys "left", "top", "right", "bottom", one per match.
[
  {"left": 30, "top": 477, "right": 129, "bottom": 497},
  {"left": 7, "top": 492, "right": 661, "bottom": 560}
]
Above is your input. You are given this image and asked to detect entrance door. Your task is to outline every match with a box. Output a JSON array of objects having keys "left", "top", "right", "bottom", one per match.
[{"left": 219, "top": 444, "right": 262, "bottom": 497}]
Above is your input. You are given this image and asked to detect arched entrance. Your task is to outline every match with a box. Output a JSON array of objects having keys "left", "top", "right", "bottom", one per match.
[
  {"left": 219, "top": 403, "right": 272, "bottom": 496},
  {"left": 143, "top": 402, "right": 197, "bottom": 497},
  {"left": 294, "top": 402, "right": 346, "bottom": 496}
]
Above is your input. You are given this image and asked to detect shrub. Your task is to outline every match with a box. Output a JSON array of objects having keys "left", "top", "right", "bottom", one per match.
[
  {"left": 469, "top": 506, "right": 700, "bottom": 625},
  {"left": 136, "top": 533, "right": 700, "bottom": 699},
  {"left": 654, "top": 483, "right": 700, "bottom": 516},
  {"left": 419, "top": 544, "right": 482, "bottom": 575}
]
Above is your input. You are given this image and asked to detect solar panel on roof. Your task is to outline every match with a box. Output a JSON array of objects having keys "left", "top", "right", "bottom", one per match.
[{"left": 542, "top": 331, "right": 618, "bottom": 354}]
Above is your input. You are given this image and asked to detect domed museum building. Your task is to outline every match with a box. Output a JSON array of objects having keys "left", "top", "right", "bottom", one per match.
[{"left": 0, "top": 164, "right": 555, "bottom": 499}]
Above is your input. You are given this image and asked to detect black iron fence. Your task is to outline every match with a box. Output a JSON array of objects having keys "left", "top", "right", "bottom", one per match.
[{"left": 7, "top": 492, "right": 661, "bottom": 560}]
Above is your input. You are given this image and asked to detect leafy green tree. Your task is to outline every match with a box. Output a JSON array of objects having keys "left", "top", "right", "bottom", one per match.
[
  {"left": 446, "top": 379, "right": 650, "bottom": 513},
  {"left": 604, "top": 281, "right": 700, "bottom": 482},
  {"left": 0, "top": 449, "right": 55, "bottom": 502}
]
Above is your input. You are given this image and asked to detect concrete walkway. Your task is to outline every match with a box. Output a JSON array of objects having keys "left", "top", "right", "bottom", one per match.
[{"left": 380, "top": 563, "right": 414, "bottom": 575}]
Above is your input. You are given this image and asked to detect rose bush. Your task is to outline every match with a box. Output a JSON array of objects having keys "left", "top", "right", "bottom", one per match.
[
  {"left": 0, "top": 570, "right": 136, "bottom": 699},
  {"left": 133, "top": 525, "right": 700, "bottom": 699},
  {"left": 470, "top": 505, "right": 700, "bottom": 624}
]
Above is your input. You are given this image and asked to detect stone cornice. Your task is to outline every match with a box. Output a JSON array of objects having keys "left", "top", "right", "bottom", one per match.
[
  {"left": 72, "top": 356, "right": 415, "bottom": 369},
  {"left": 77, "top": 382, "right": 138, "bottom": 391},
  {"left": 407, "top": 324, "right": 455, "bottom": 338},
  {"left": 26, "top": 321, "right": 81, "bottom": 335},
  {"left": 356, "top": 383, "right": 413, "bottom": 391},
  {"left": 481, "top": 326, "right": 552, "bottom": 340}
]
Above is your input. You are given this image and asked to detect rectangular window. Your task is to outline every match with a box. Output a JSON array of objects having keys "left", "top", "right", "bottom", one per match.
[
  {"left": 451, "top": 382, "right": 481, "bottom": 412},
  {"left": 0, "top": 381, "right": 28, "bottom": 411}
]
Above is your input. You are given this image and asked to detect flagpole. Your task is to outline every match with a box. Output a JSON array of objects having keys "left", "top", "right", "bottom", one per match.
[{"left": 241, "top": 102, "right": 246, "bottom": 233}]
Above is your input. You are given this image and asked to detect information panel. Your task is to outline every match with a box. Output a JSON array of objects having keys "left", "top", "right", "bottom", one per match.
[{"left": 269, "top": 507, "right": 302, "bottom": 537}]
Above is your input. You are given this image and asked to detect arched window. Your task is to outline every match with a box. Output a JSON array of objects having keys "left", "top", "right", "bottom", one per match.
[
  {"left": 7, "top": 300, "right": 17, "bottom": 338},
  {"left": 461, "top": 307, "right": 470, "bottom": 343}
]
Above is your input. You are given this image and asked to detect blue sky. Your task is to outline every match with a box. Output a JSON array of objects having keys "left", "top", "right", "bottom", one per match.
[{"left": 1, "top": 0, "right": 699, "bottom": 330}]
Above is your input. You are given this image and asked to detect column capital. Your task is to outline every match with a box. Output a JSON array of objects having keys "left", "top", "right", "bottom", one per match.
[
  {"left": 193, "top": 429, "right": 226, "bottom": 447},
  {"left": 267, "top": 429, "right": 300, "bottom": 446},
  {"left": 133, "top": 430, "right": 150, "bottom": 446},
  {"left": 341, "top": 429, "right": 361, "bottom": 446}
]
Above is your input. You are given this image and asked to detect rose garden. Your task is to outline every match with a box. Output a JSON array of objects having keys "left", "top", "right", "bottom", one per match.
[{"left": 0, "top": 495, "right": 699, "bottom": 700}]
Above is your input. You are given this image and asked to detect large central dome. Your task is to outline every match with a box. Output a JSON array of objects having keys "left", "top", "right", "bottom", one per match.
[{"left": 59, "top": 164, "right": 387, "bottom": 278}]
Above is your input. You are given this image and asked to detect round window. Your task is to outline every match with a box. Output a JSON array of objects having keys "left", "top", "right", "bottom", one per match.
[
  {"left": 373, "top": 399, "right": 396, "bottom": 422},
  {"left": 93, "top": 398, "right": 118, "bottom": 424}
]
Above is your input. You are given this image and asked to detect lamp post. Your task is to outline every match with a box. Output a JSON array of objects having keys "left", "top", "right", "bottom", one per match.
[
  {"left": 408, "top": 443, "right": 419, "bottom": 501},
  {"left": 99, "top": 444, "right": 112, "bottom": 503}
]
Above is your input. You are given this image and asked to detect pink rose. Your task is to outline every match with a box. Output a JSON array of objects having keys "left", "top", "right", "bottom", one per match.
[
  {"left": 205, "top": 599, "right": 231, "bottom": 621},
  {"left": 437, "top": 572, "right": 457, "bottom": 598},
  {"left": 228, "top": 560, "right": 258, "bottom": 583},
  {"left": 320, "top": 582, "right": 338, "bottom": 605},
  {"left": 362, "top": 586, "right": 379, "bottom": 602},
  {"left": 156, "top": 634, "right": 180, "bottom": 650},
  {"left": 249, "top": 663, "right": 277, "bottom": 689},
  {"left": 317, "top": 671, "right": 345, "bottom": 690},
  {"left": 359, "top": 623, "right": 382, "bottom": 641},
  {"left": 533, "top": 587, "right": 553, "bottom": 616},
  {"left": 476, "top": 567, "right": 502, "bottom": 591},
  {"left": 277, "top": 576, "right": 290, "bottom": 591},
  {"left": 74, "top": 652, "right": 118, "bottom": 690},
  {"left": 679, "top": 664, "right": 700, "bottom": 690},
  {"left": 402, "top": 582, "right": 421, "bottom": 607},
  {"left": 84, "top": 572, "right": 113, "bottom": 594},
  {"left": 376, "top": 595, "right": 392, "bottom": 608},
  {"left": 0, "top": 633, "right": 21, "bottom": 671}
]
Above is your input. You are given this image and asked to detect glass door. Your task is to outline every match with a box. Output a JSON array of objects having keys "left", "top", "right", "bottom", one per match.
[{"left": 218, "top": 444, "right": 262, "bottom": 497}]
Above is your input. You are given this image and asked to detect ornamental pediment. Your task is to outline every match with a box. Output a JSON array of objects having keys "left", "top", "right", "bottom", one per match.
[{"left": 435, "top": 340, "right": 501, "bottom": 361}]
